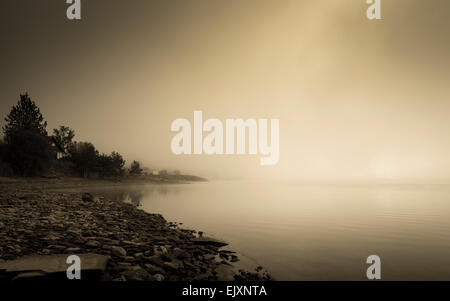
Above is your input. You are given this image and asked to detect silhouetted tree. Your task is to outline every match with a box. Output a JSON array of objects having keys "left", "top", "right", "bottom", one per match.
[
  {"left": 109, "top": 151, "right": 126, "bottom": 177},
  {"left": 129, "top": 160, "right": 143, "bottom": 176},
  {"left": 0, "top": 139, "right": 7, "bottom": 160},
  {"left": 3, "top": 93, "right": 48, "bottom": 143},
  {"left": 4, "top": 129, "right": 53, "bottom": 176},
  {"left": 2, "top": 94, "right": 52, "bottom": 176},
  {"left": 0, "top": 139, "right": 13, "bottom": 176},
  {"left": 52, "top": 125, "right": 75, "bottom": 156},
  {"left": 68, "top": 142, "right": 99, "bottom": 178},
  {"left": 97, "top": 152, "right": 125, "bottom": 178}
]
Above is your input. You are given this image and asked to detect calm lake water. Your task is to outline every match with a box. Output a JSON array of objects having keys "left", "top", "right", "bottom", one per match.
[{"left": 83, "top": 180, "right": 450, "bottom": 280}]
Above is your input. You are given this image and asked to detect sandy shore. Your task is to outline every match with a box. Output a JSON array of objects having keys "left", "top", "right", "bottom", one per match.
[{"left": 0, "top": 177, "right": 271, "bottom": 281}]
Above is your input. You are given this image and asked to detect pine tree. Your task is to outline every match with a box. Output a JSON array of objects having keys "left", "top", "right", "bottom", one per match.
[
  {"left": 3, "top": 93, "right": 48, "bottom": 142},
  {"left": 2, "top": 93, "right": 52, "bottom": 176}
]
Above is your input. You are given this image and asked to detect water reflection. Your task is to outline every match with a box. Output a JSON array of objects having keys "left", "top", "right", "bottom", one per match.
[
  {"left": 71, "top": 181, "right": 450, "bottom": 280},
  {"left": 88, "top": 185, "right": 177, "bottom": 207}
]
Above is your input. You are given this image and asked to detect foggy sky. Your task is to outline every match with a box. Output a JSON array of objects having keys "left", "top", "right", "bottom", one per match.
[{"left": 1, "top": 0, "right": 449, "bottom": 182}]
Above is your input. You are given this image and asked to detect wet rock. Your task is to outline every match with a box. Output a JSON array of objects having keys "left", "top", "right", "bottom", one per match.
[
  {"left": 172, "top": 248, "right": 189, "bottom": 259},
  {"left": 153, "top": 245, "right": 169, "bottom": 256},
  {"left": 148, "top": 255, "right": 165, "bottom": 267},
  {"left": 66, "top": 247, "right": 81, "bottom": 253},
  {"left": 230, "top": 255, "right": 239, "bottom": 262},
  {"left": 192, "top": 237, "right": 228, "bottom": 248},
  {"left": 85, "top": 240, "right": 101, "bottom": 248},
  {"left": 144, "top": 263, "right": 165, "bottom": 275},
  {"left": 235, "top": 267, "right": 272, "bottom": 281},
  {"left": 48, "top": 245, "right": 66, "bottom": 251},
  {"left": 163, "top": 259, "right": 183, "bottom": 271},
  {"left": 121, "top": 267, "right": 154, "bottom": 281},
  {"left": 114, "top": 262, "right": 132, "bottom": 272},
  {"left": 203, "top": 254, "right": 216, "bottom": 261},
  {"left": 12, "top": 271, "right": 47, "bottom": 281},
  {"left": 219, "top": 253, "right": 229, "bottom": 261},
  {"left": 215, "top": 264, "right": 236, "bottom": 281},
  {"left": 111, "top": 246, "right": 127, "bottom": 257},
  {"left": 123, "top": 256, "right": 136, "bottom": 262}
]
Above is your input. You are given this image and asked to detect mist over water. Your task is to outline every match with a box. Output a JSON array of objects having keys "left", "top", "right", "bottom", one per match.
[{"left": 85, "top": 180, "right": 450, "bottom": 280}]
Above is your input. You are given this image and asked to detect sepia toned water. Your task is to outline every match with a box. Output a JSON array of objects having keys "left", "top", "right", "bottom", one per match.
[{"left": 85, "top": 181, "right": 450, "bottom": 280}]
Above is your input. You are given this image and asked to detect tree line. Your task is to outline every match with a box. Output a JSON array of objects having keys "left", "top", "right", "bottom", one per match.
[{"left": 0, "top": 93, "right": 143, "bottom": 178}]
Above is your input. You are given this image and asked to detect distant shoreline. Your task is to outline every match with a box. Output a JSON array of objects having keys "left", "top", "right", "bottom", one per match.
[{"left": 0, "top": 174, "right": 207, "bottom": 190}]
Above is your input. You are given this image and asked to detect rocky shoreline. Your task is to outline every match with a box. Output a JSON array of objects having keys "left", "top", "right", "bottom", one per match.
[{"left": 0, "top": 179, "right": 271, "bottom": 281}]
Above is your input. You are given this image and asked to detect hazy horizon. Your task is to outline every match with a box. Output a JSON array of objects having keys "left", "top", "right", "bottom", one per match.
[{"left": 1, "top": 0, "right": 450, "bottom": 182}]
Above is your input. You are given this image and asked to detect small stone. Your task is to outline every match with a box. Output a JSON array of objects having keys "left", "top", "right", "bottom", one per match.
[
  {"left": 123, "top": 256, "right": 136, "bottom": 262},
  {"left": 111, "top": 246, "right": 127, "bottom": 257},
  {"left": 114, "top": 262, "right": 132, "bottom": 272},
  {"left": 121, "top": 267, "right": 154, "bottom": 281},
  {"left": 192, "top": 237, "right": 228, "bottom": 248},
  {"left": 66, "top": 247, "right": 81, "bottom": 253},
  {"left": 102, "top": 245, "right": 112, "bottom": 250},
  {"left": 230, "top": 255, "right": 239, "bottom": 262},
  {"left": 85, "top": 240, "right": 101, "bottom": 248},
  {"left": 153, "top": 274, "right": 165, "bottom": 281},
  {"left": 144, "top": 263, "right": 165, "bottom": 275},
  {"left": 204, "top": 254, "right": 216, "bottom": 261},
  {"left": 148, "top": 255, "right": 165, "bottom": 266},
  {"left": 48, "top": 245, "right": 66, "bottom": 251},
  {"left": 163, "top": 260, "right": 182, "bottom": 270},
  {"left": 153, "top": 245, "right": 169, "bottom": 256},
  {"left": 172, "top": 248, "right": 189, "bottom": 259}
]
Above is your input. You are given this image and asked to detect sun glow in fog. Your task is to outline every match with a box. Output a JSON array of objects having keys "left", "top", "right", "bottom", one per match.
[
  {"left": 370, "top": 154, "right": 437, "bottom": 182},
  {"left": 370, "top": 157, "right": 397, "bottom": 179}
]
